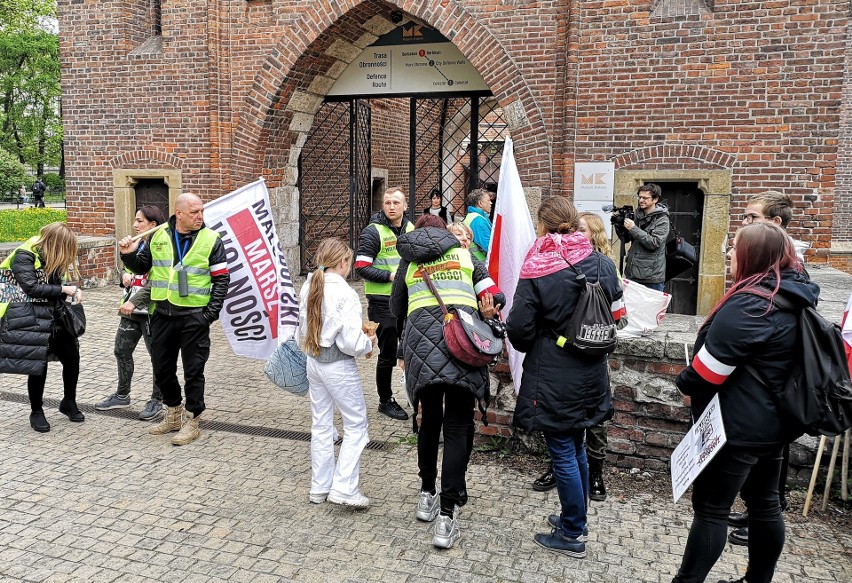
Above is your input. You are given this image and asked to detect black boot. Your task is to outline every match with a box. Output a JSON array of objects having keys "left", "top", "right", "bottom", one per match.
[
  {"left": 588, "top": 457, "right": 606, "bottom": 501},
  {"left": 30, "top": 410, "right": 50, "bottom": 433},
  {"left": 532, "top": 465, "right": 556, "bottom": 492},
  {"left": 59, "top": 399, "right": 85, "bottom": 422}
]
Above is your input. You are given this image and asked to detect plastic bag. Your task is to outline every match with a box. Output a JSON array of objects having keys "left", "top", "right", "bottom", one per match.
[
  {"left": 264, "top": 338, "right": 308, "bottom": 396},
  {"left": 617, "top": 279, "right": 671, "bottom": 338}
]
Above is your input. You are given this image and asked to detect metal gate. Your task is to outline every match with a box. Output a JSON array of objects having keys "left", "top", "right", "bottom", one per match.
[
  {"left": 298, "top": 100, "right": 371, "bottom": 271},
  {"left": 298, "top": 95, "right": 507, "bottom": 272}
]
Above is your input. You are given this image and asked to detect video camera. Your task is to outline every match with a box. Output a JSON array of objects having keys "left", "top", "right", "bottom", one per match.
[{"left": 602, "top": 204, "right": 635, "bottom": 241}]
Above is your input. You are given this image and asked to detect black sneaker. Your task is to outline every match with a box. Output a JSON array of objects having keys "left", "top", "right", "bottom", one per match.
[
  {"left": 728, "top": 526, "right": 748, "bottom": 546},
  {"left": 532, "top": 468, "right": 556, "bottom": 492},
  {"left": 533, "top": 528, "right": 586, "bottom": 559},
  {"left": 378, "top": 398, "right": 409, "bottom": 421}
]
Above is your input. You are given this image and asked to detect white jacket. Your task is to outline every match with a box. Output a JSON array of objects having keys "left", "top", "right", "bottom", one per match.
[{"left": 297, "top": 272, "right": 372, "bottom": 358}]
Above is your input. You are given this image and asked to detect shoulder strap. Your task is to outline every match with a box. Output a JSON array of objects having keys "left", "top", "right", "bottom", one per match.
[{"left": 418, "top": 265, "right": 449, "bottom": 316}]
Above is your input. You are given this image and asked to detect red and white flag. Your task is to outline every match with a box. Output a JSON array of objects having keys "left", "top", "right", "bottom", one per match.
[
  {"left": 488, "top": 137, "right": 536, "bottom": 394},
  {"left": 842, "top": 291, "right": 852, "bottom": 374},
  {"left": 204, "top": 178, "right": 299, "bottom": 359}
]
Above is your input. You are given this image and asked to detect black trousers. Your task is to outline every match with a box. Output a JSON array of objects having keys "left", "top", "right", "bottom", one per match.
[
  {"left": 149, "top": 312, "right": 211, "bottom": 417},
  {"left": 28, "top": 326, "right": 80, "bottom": 411},
  {"left": 672, "top": 444, "right": 785, "bottom": 583},
  {"left": 367, "top": 297, "right": 399, "bottom": 403},
  {"left": 417, "top": 384, "right": 475, "bottom": 513}
]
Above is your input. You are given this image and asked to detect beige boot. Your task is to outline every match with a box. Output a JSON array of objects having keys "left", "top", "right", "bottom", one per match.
[
  {"left": 149, "top": 404, "right": 183, "bottom": 435},
  {"left": 171, "top": 411, "right": 201, "bottom": 446}
]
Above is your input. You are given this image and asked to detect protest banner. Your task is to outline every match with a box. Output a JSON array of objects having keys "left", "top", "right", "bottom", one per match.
[{"left": 204, "top": 178, "right": 298, "bottom": 359}]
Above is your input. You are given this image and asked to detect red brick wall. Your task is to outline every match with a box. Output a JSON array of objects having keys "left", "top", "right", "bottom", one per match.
[{"left": 371, "top": 98, "right": 411, "bottom": 194}]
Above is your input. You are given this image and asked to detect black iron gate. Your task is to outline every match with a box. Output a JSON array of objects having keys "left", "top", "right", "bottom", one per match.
[
  {"left": 662, "top": 182, "right": 703, "bottom": 315},
  {"left": 298, "top": 95, "right": 507, "bottom": 272},
  {"left": 298, "top": 100, "right": 371, "bottom": 271}
]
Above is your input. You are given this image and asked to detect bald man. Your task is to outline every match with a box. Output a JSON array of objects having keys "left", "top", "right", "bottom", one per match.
[{"left": 119, "top": 193, "right": 229, "bottom": 446}]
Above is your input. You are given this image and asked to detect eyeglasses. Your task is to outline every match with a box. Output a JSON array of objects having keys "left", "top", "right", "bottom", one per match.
[
  {"left": 637, "top": 195, "right": 653, "bottom": 201},
  {"left": 742, "top": 213, "right": 763, "bottom": 224}
]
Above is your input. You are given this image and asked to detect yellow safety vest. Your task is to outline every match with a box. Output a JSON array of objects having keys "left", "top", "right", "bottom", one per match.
[
  {"left": 0, "top": 237, "right": 48, "bottom": 319},
  {"left": 363, "top": 222, "right": 413, "bottom": 296},
  {"left": 149, "top": 227, "right": 218, "bottom": 307},
  {"left": 463, "top": 212, "right": 487, "bottom": 261},
  {"left": 404, "top": 247, "right": 478, "bottom": 316}
]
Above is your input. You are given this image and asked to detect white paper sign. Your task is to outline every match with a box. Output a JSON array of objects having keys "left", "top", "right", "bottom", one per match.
[{"left": 671, "top": 393, "right": 727, "bottom": 502}]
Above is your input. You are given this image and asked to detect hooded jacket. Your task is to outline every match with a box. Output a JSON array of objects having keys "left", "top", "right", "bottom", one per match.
[
  {"left": 676, "top": 269, "right": 820, "bottom": 447},
  {"left": 625, "top": 203, "right": 670, "bottom": 284},
  {"left": 389, "top": 228, "right": 504, "bottom": 407},
  {"left": 0, "top": 244, "right": 67, "bottom": 375},
  {"left": 507, "top": 236, "right": 624, "bottom": 434}
]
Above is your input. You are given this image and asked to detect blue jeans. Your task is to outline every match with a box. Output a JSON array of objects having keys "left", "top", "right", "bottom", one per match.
[
  {"left": 672, "top": 444, "right": 785, "bottom": 583},
  {"left": 544, "top": 430, "right": 588, "bottom": 539},
  {"left": 646, "top": 282, "right": 665, "bottom": 292}
]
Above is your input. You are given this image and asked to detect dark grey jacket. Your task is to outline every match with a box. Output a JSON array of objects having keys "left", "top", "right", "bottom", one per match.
[
  {"left": 624, "top": 204, "right": 670, "bottom": 284},
  {"left": 389, "top": 227, "right": 504, "bottom": 406}
]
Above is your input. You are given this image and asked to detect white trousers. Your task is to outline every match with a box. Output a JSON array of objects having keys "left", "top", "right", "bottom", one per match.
[{"left": 307, "top": 357, "right": 369, "bottom": 496}]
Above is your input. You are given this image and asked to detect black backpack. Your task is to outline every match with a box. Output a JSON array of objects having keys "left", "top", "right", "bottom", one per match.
[
  {"left": 549, "top": 254, "right": 618, "bottom": 357},
  {"left": 745, "top": 294, "right": 852, "bottom": 441}
]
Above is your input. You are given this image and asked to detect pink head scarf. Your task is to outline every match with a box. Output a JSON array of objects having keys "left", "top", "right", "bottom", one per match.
[{"left": 519, "top": 232, "right": 594, "bottom": 279}]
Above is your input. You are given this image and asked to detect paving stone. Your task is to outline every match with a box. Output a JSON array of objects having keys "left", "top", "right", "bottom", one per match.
[{"left": 0, "top": 285, "right": 848, "bottom": 582}]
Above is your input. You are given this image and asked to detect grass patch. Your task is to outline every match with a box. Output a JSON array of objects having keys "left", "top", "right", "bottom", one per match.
[{"left": 0, "top": 208, "right": 67, "bottom": 242}]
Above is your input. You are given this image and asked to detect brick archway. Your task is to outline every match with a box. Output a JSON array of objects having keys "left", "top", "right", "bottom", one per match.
[{"left": 231, "top": 0, "right": 551, "bottom": 193}]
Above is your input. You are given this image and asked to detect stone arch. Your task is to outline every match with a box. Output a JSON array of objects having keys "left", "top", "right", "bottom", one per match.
[
  {"left": 108, "top": 149, "right": 183, "bottom": 169},
  {"left": 610, "top": 144, "right": 737, "bottom": 170},
  {"left": 230, "top": 0, "right": 551, "bottom": 192}
]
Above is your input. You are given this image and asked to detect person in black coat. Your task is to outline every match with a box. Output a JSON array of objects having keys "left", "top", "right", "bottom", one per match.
[
  {"left": 0, "top": 222, "right": 84, "bottom": 432},
  {"left": 671, "top": 221, "right": 820, "bottom": 583},
  {"left": 506, "top": 196, "right": 624, "bottom": 559},
  {"left": 422, "top": 188, "right": 452, "bottom": 224},
  {"left": 390, "top": 214, "right": 504, "bottom": 550}
]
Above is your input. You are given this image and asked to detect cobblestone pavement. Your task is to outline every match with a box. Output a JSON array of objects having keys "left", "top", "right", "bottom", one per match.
[{"left": 1, "top": 284, "right": 849, "bottom": 583}]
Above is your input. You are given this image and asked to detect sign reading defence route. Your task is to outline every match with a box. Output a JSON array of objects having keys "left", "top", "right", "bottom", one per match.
[{"left": 328, "top": 24, "right": 489, "bottom": 97}]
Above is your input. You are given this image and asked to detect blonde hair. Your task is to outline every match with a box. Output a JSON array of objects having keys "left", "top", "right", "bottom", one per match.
[
  {"left": 34, "top": 222, "right": 78, "bottom": 279},
  {"left": 447, "top": 221, "right": 473, "bottom": 241},
  {"left": 303, "top": 238, "right": 352, "bottom": 357},
  {"left": 578, "top": 212, "right": 612, "bottom": 255}
]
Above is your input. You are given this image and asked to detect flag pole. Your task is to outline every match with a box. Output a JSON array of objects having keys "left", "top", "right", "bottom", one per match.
[{"left": 130, "top": 223, "right": 167, "bottom": 242}]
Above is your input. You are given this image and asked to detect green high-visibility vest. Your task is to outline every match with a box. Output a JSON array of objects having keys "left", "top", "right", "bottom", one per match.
[
  {"left": 0, "top": 237, "right": 44, "bottom": 319},
  {"left": 363, "top": 222, "right": 413, "bottom": 296},
  {"left": 149, "top": 227, "right": 219, "bottom": 307},
  {"left": 404, "top": 247, "right": 477, "bottom": 316},
  {"left": 462, "top": 212, "right": 487, "bottom": 261}
]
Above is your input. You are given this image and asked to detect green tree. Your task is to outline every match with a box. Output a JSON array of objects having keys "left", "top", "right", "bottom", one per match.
[
  {"left": 0, "top": 0, "right": 62, "bottom": 177},
  {"left": 0, "top": 147, "right": 28, "bottom": 198}
]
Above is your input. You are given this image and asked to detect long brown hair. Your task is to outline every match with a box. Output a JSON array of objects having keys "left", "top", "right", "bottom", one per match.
[
  {"left": 34, "top": 222, "right": 78, "bottom": 279},
  {"left": 536, "top": 196, "right": 578, "bottom": 235},
  {"left": 302, "top": 238, "right": 352, "bottom": 356},
  {"left": 578, "top": 212, "right": 611, "bottom": 255},
  {"left": 702, "top": 222, "right": 799, "bottom": 327}
]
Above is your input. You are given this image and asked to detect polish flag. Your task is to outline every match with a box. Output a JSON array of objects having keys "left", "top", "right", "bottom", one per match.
[
  {"left": 842, "top": 292, "right": 852, "bottom": 374},
  {"left": 488, "top": 137, "right": 536, "bottom": 394}
]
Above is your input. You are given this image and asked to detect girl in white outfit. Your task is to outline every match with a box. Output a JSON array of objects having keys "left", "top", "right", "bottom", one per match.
[{"left": 298, "top": 238, "right": 377, "bottom": 508}]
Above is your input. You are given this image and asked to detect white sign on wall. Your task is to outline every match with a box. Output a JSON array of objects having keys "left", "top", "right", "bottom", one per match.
[{"left": 573, "top": 162, "right": 616, "bottom": 237}]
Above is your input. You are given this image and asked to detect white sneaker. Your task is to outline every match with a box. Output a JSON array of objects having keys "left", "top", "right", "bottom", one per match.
[
  {"left": 309, "top": 492, "right": 328, "bottom": 504},
  {"left": 432, "top": 507, "right": 460, "bottom": 549},
  {"left": 328, "top": 490, "right": 369, "bottom": 508},
  {"left": 416, "top": 491, "right": 440, "bottom": 522}
]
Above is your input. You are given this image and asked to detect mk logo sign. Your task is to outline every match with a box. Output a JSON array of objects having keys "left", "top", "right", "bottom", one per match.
[
  {"left": 403, "top": 24, "right": 424, "bottom": 38},
  {"left": 581, "top": 173, "right": 608, "bottom": 186}
]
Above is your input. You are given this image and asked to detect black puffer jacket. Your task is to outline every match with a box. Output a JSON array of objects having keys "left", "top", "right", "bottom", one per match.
[
  {"left": 676, "top": 270, "right": 820, "bottom": 447},
  {"left": 389, "top": 227, "right": 505, "bottom": 405},
  {"left": 507, "top": 251, "right": 623, "bottom": 433},
  {"left": 0, "top": 247, "right": 65, "bottom": 375}
]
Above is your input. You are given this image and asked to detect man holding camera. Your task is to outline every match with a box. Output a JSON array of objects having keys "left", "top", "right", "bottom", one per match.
[{"left": 621, "top": 183, "right": 670, "bottom": 291}]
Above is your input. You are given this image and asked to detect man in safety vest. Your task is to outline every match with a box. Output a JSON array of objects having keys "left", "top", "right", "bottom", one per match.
[
  {"left": 118, "top": 193, "right": 230, "bottom": 446},
  {"left": 462, "top": 189, "right": 493, "bottom": 261},
  {"left": 355, "top": 187, "right": 414, "bottom": 421}
]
